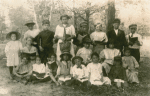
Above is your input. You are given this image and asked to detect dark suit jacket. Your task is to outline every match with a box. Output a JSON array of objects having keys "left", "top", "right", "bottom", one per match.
[{"left": 107, "top": 29, "right": 128, "bottom": 51}]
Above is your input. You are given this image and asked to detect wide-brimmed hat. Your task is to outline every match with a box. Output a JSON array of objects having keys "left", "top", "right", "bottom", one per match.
[
  {"left": 25, "top": 20, "right": 35, "bottom": 26},
  {"left": 6, "top": 31, "right": 21, "bottom": 40},
  {"left": 60, "top": 51, "right": 72, "bottom": 58},
  {"left": 129, "top": 24, "right": 137, "bottom": 29},
  {"left": 113, "top": 18, "right": 121, "bottom": 24},
  {"left": 72, "top": 56, "right": 83, "bottom": 64},
  {"left": 60, "top": 15, "right": 71, "bottom": 20},
  {"left": 80, "top": 21, "right": 88, "bottom": 27}
]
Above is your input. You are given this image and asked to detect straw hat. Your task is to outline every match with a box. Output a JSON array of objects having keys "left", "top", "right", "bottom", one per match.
[{"left": 6, "top": 31, "right": 21, "bottom": 40}]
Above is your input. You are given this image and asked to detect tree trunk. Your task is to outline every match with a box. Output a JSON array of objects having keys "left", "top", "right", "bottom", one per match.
[
  {"left": 106, "top": 0, "right": 115, "bottom": 32},
  {"left": 86, "top": 9, "right": 90, "bottom": 34},
  {"left": 74, "top": 12, "right": 77, "bottom": 33}
]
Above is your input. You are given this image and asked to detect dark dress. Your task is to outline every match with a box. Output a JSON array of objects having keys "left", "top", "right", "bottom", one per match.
[
  {"left": 107, "top": 29, "right": 128, "bottom": 56},
  {"left": 47, "top": 62, "right": 58, "bottom": 76},
  {"left": 108, "top": 66, "right": 127, "bottom": 84},
  {"left": 34, "top": 30, "right": 54, "bottom": 64}
]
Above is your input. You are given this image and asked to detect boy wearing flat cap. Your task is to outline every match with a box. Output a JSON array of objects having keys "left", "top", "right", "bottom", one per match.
[
  {"left": 126, "top": 24, "right": 142, "bottom": 63},
  {"left": 34, "top": 20, "right": 54, "bottom": 65},
  {"left": 107, "top": 18, "right": 128, "bottom": 56}
]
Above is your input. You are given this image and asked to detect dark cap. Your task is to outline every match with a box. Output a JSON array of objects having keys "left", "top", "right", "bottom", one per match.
[
  {"left": 82, "top": 37, "right": 92, "bottom": 44},
  {"left": 72, "top": 56, "right": 83, "bottom": 64},
  {"left": 129, "top": 24, "right": 137, "bottom": 29},
  {"left": 107, "top": 39, "right": 115, "bottom": 45},
  {"left": 80, "top": 21, "right": 88, "bottom": 27},
  {"left": 114, "top": 56, "right": 122, "bottom": 61},
  {"left": 113, "top": 18, "right": 121, "bottom": 24},
  {"left": 42, "top": 20, "right": 50, "bottom": 25},
  {"left": 60, "top": 15, "right": 71, "bottom": 20}
]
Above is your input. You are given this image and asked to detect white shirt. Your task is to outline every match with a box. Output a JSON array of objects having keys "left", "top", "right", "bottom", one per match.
[
  {"left": 114, "top": 29, "right": 118, "bottom": 35},
  {"left": 24, "top": 29, "right": 40, "bottom": 39},
  {"left": 90, "top": 31, "right": 108, "bottom": 42},
  {"left": 32, "top": 64, "right": 46, "bottom": 73},
  {"left": 126, "top": 33, "right": 143, "bottom": 49}
]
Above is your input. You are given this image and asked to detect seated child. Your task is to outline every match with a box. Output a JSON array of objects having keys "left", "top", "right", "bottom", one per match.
[
  {"left": 122, "top": 48, "right": 139, "bottom": 84},
  {"left": 108, "top": 56, "right": 128, "bottom": 88},
  {"left": 57, "top": 51, "right": 73, "bottom": 85},
  {"left": 71, "top": 56, "right": 88, "bottom": 88},
  {"left": 46, "top": 53, "right": 59, "bottom": 86},
  {"left": 100, "top": 39, "right": 121, "bottom": 74},
  {"left": 30, "top": 56, "right": 50, "bottom": 84},
  {"left": 13, "top": 53, "right": 32, "bottom": 84},
  {"left": 87, "top": 53, "right": 111, "bottom": 86},
  {"left": 76, "top": 37, "right": 92, "bottom": 65}
]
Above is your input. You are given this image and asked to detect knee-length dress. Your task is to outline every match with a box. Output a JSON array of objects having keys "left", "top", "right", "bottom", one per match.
[
  {"left": 90, "top": 31, "right": 108, "bottom": 54},
  {"left": 122, "top": 56, "right": 139, "bottom": 83},
  {"left": 100, "top": 48, "right": 121, "bottom": 74},
  {"left": 5, "top": 41, "right": 23, "bottom": 66},
  {"left": 55, "top": 24, "right": 76, "bottom": 61}
]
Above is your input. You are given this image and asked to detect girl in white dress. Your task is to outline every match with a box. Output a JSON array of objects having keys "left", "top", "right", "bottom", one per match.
[
  {"left": 54, "top": 15, "right": 76, "bottom": 61},
  {"left": 5, "top": 31, "right": 23, "bottom": 79},
  {"left": 87, "top": 53, "right": 111, "bottom": 86},
  {"left": 90, "top": 23, "right": 108, "bottom": 54}
]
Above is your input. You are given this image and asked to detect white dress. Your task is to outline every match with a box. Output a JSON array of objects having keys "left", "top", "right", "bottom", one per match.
[
  {"left": 5, "top": 41, "right": 23, "bottom": 66},
  {"left": 100, "top": 48, "right": 121, "bottom": 74},
  {"left": 76, "top": 47, "right": 92, "bottom": 64},
  {"left": 55, "top": 24, "right": 76, "bottom": 61},
  {"left": 87, "top": 63, "right": 111, "bottom": 85}
]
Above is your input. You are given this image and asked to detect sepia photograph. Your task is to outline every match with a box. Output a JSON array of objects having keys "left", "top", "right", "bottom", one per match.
[{"left": 0, "top": 0, "right": 149, "bottom": 95}]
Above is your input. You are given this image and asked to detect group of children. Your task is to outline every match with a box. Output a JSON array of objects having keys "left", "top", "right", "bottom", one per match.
[{"left": 4, "top": 15, "right": 141, "bottom": 90}]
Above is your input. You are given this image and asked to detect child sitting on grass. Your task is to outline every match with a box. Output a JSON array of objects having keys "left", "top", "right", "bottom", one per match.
[
  {"left": 71, "top": 56, "right": 88, "bottom": 90},
  {"left": 108, "top": 56, "right": 128, "bottom": 88},
  {"left": 57, "top": 51, "right": 73, "bottom": 85},
  {"left": 13, "top": 53, "right": 32, "bottom": 85},
  {"left": 122, "top": 48, "right": 139, "bottom": 84},
  {"left": 87, "top": 53, "right": 111, "bottom": 86},
  {"left": 46, "top": 53, "right": 59, "bottom": 86},
  {"left": 30, "top": 56, "right": 50, "bottom": 84},
  {"left": 5, "top": 31, "right": 22, "bottom": 80}
]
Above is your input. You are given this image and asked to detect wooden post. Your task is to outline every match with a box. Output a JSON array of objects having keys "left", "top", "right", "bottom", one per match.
[{"left": 106, "top": 0, "right": 115, "bottom": 32}]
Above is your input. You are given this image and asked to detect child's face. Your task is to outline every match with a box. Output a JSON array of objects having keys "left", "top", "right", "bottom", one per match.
[
  {"left": 109, "top": 44, "right": 114, "bottom": 49},
  {"left": 92, "top": 55, "right": 99, "bottom": 63},
  {"left": 48, "top": 55, "right": 56, "bottom": 62},
  {"left": 130, "top": 28, "right": 136, "bottom": 34},
  {"left": 113, "top": 23, "right": 120, "bottom": 29},
  {"left": 26, "top": 38, "right": 32, "bottom": 45},
  {"left": 11, "top": 34, "right": 16, "bottom": 41},
  {"left": 81, "top": 27, "right": 88, "bottom": 33},
  {"left": 84, "top": 43, "right": 90, "bottom": 49},
  {"left": 95, "top": 24, "right": 102, "bottom": 31},
  {"left": 61, "top": 17, "right": 68, "bottom": 24},
  {"left": 36, "top": 57, "right": 41, "bottom": 64},
  {"left": 42, "top": 24, "right": 49, "bottom": 30},
  {"left": 22, "top": 57, "right": 27, "bottom": 64},
  {"left": 27, "top": 24, "right": 34, "bottom": 30},
  {"left": 63, "top": 54, "right": 69, "bottom": 61},
  {"left": 74, "top": 59, "right": 82, "bottom": 66},
  {"left": 114, "top": 61, "right": 121, "bottom": 66},
  {"left": 124, "top": 51, "right": 130, "bottom": 56}
]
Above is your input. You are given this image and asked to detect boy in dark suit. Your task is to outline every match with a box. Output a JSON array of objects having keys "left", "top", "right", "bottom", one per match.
[{"left": 107, "top": 19, "right": 128, "bottom": 56}]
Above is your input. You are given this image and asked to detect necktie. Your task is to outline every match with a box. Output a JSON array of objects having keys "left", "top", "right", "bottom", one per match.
[
  {"left": 131, "top": 33, "right": 133, "bottom": 37},
  {"left": 63, "top": 27, "right": 66, "bottom": 41}
]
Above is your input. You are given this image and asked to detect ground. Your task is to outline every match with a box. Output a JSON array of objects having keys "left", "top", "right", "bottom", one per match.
[{"left": 0, "top": 37, "right": 149, "bottom": 96}]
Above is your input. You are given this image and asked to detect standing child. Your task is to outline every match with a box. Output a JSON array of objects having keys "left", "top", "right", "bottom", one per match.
[
  {"left": 87, "top": 53, "right": 110, "bottom": 86},
  {"left": 122, "top": 49, "right": 139, "bottom": 84},
  {"left": 100, "top": 39, "right": 121, "bottom": 74},
  {"left": 54, "top": 15, "right": 76, "bottom": 61},
  {"left": 13, "top": 53, "right": 32, "bottom": 85},
  {"left": 46, "top": 53, "right": 59, "bottom": 86},
  {"left": 5, "top": 31, "right": 22, "bottom": 79},
  {"left": 30, "top": 56, "right": 50, "bottom": 84},
  {"left": 76, "top": 37, "right": 92, "bottom": 65},
  {"left": 90, "top": 23, "right": 108, "bottom": 54},
  {"left": 108, "top": 56, "right": 128, "bottom": 88},
  {"left": 57, "top": 51, "right": 73, "bottom": 85},
  {"left": 71, "top": 56, "right": 88, "bottom": 88}
]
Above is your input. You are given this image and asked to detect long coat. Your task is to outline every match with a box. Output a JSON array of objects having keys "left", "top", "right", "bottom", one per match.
[{"left": 107, "top": 29, "right": 128, "bottom": 52}]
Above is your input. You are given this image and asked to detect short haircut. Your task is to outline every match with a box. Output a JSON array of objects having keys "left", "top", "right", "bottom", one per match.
[
  {"left": 48, "top": 53, "right": 56, "bottom": 58},
  {"left": 60, "top": 15, "right": 70, "bottom": 20},
  {"left": 91, "top": 52, "right": 99, "bottom": 58}
]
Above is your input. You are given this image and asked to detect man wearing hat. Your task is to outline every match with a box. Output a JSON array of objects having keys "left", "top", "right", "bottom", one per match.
[
  {"left": 34, "top": 20, "right": 54, "bottom": 65},
  {"left": 126, "top": 24, "right": 142, "bottom": 63},
  {"left": 24, "top": 20, "right": 40, "bottom": 40},
  {"left": 73, "top": 21, "right": 89, "bottom": 52},
  {"left": 107, "top": 18, "right": 128, "bottom": 56}
]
